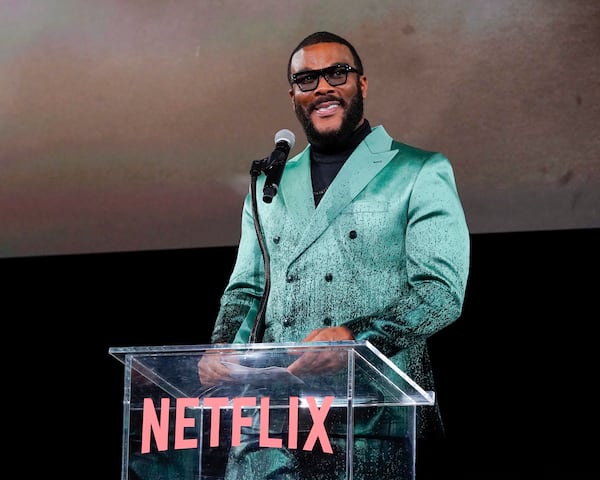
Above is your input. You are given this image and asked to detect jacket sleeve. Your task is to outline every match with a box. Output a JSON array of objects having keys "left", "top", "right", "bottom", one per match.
[
  {"left": 210, "top": 191, "right": 264, "bottom": 344},
  {"left": 345, "top": 153, "right": 470, "bottom": 357}
]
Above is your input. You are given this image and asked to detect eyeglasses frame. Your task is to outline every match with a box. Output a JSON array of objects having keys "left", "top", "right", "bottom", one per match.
[{"left": 290, "top": 63, "right": 363, "bottom": 92}]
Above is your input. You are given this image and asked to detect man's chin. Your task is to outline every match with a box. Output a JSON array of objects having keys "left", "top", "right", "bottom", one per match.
[{"left": 311, "top": 120, "right": 343, "bottom": 137}]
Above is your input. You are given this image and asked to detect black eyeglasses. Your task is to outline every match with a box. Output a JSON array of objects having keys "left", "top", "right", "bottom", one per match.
[{"left": 290, "top": 63, "right": 362, "bottom": 92}]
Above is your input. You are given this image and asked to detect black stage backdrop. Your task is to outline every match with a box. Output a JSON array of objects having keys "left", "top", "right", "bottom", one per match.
[{"left": 7, "top": 228, "right": 597, "bottom": 478}]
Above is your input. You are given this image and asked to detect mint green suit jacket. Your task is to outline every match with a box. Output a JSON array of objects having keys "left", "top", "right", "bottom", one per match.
[{"left": 211, "top": 125, "right": 470, "bottom": 437}]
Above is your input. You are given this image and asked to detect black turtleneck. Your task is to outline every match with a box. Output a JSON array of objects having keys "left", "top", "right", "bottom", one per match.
[{"left": 311, "top": 119, "right": 371, "bottom": 206}]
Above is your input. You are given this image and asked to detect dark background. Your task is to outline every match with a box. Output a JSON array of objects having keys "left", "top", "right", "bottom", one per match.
[{"left": 6, "top": 227, "right": 597, "bottom": 478}]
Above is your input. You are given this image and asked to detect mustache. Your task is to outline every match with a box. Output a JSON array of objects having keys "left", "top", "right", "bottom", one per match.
[{"left": 309, "top": 95, "right": 345, "bottom": 112}]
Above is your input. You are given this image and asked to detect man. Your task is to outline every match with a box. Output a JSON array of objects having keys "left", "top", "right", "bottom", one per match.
[{"left": 199, "top": 31, "right": 470, "bottom": 479}]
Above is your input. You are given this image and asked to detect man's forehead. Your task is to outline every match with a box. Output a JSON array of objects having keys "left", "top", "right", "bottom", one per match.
[{"left": 290, "top": 42, "right": 352, "bottom": 71}]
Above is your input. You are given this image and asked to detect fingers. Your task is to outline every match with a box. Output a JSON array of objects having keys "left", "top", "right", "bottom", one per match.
[
  {"left": 197, "top": 355, "right": 234, "bottom": 385},
  {"left": 288, "top": 326, "right": 354, "bottom": 375},
  {"left": 302, "top": 326, "right": 354, "bottom": 342},
  {"left": 288, "top": 350, "right": 348, "bottom": 375}
]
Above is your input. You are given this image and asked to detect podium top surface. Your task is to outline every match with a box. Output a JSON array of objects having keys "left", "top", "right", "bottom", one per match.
[
  {"left": 109, "top": 340, "right": 435, "bottom": 407},
  {"left": 110, "top": 340, "right": 367, "bottom": 357}
]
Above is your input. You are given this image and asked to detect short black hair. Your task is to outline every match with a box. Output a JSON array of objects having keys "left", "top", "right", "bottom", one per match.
[{"left": 287, "top": 31, "right": 364, "bottom": 85}]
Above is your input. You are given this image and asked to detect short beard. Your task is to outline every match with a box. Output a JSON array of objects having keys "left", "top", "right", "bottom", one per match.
[{"left": 295, "top": 84, "right": 364, "bottom": 153}]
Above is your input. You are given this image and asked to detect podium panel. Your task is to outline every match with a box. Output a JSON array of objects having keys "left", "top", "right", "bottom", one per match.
[{"left": 110, "top": 341, "right": 434, "bottom": 480}]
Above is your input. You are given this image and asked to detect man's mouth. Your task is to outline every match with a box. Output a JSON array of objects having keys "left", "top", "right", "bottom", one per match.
[{"left": 312, "top": 100, "right": 342, "bottom": 116}]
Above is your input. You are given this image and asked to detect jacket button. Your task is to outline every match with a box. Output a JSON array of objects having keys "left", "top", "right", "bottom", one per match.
[
  {"left": 349, "top": 230, "right": 357, "bottom": 239},
  {"left": 273, "top": 236, "right": 280, "bottom": 244},
  {"left": 325, "top": 273, "right": 333, "bottom": 282},
  {"left": 283, "top": 318, "right": 292, "bottom": 327},
  {"left": 286, "top": 274, "right": 295, "bottom": 283},
  {"left": 323, "top": 317, "right": 332, "bottom": 326}
]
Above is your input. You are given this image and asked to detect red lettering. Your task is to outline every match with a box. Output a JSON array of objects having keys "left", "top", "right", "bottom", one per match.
[
  {"left": 203, "top": 397, "right": 229, "bottom": 447},
  {"left": 288, "top": 396, "right": 299, "bottom": 449},
  {"left": 231, "top": 397, "right": 256, "bottom": 446},
  {"left": 303, "top": 396, "right": 333, "bottom": 454},
  {"left": 259, "top": 396, "right": 283, "bottom": 448},
  {"left": 141, "top": 397, "right": 170, "bottom": 453},
  {"left": 174, "top": 397, "right": 199, "bottom": 450},
  {"left": 139, "top": 395, "right": 334, "bottom": 454}
]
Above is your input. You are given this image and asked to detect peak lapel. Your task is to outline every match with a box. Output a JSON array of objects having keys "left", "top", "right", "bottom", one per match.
[{"left": 288, "top": 126, "right": 398, "bottom": 264}]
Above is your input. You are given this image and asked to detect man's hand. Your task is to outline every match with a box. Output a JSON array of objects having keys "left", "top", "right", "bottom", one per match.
[
  {"left": 287, "top": 326, "right": 354, "bottom": 375},
  {"left": 197, "top": 351, "right": 239, "bottom": 386}
]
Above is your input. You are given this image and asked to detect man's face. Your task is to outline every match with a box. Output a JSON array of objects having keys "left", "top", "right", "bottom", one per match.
[{"left": 288, "top": 42, "right": 368, "bottom": 150}]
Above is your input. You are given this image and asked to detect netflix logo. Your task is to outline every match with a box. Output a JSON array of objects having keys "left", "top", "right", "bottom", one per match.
[{"left": 141, "top": 395, "right": 335, "bottom": 455}]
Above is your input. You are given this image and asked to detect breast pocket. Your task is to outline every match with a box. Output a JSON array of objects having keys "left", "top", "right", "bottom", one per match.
[{"left": 333, "top": 201, "right": 405, "bottom": 264}]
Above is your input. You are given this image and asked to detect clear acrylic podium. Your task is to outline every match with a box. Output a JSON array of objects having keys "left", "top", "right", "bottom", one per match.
[{"left": 110, "top": 341, "right": 434, "bottom": 480}]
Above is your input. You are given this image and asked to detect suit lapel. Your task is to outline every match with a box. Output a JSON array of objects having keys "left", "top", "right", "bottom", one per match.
[
  {"left": 278, "top": 146, "right": 315, "bottom": 225},
  {"left": 286, "top": 125, "right": 398, "bottom": 265}
]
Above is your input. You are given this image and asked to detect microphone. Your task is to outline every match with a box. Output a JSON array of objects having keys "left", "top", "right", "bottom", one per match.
[{"left": 262, "top": 129, "right": 296, "bottom": 203}]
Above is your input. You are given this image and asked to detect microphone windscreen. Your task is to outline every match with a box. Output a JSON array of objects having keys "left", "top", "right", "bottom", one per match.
[{"left": 274, "top": 129, "right": 296, "bottom": 149}]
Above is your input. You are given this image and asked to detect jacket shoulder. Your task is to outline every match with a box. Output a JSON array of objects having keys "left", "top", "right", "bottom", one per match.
[{"left": 368, "top": 125, "right": 440, "bottom": 160}]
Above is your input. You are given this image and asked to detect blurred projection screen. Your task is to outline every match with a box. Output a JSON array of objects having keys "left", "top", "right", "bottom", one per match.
[{"left": 1, "top": 0, "right": 599, "bottom": 258}]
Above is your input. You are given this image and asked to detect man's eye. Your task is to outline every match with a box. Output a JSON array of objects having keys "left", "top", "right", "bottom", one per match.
[
  {"left": 331, "top": 68, "right": 345, "bottom": 78},
  {"left": 298, "top": 74, "right": 316, "bottom": 84}
]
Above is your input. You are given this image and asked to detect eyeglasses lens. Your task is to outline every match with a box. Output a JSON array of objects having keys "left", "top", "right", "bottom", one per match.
[{"left": 295, "top": 66, "right": 349, "bottom": 92}]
